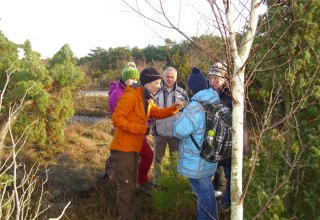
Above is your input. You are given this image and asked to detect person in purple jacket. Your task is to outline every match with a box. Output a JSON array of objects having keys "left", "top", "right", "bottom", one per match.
[{"left": 106, "top": 62, "right": 154, "bottom": 195}]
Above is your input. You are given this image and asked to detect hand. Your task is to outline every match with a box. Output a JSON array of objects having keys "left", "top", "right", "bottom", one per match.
[{"left": 173, "top": 101, "right": 184, "bottom": 111}]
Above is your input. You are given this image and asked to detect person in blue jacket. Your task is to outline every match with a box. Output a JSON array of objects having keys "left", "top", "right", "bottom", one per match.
[{"left": 173, "top": 67, "right": 220, "bottom": 220}]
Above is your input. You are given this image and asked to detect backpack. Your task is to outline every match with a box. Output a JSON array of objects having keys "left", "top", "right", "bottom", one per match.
[{"left": 190, "top": 101, "right": 232, "bottom": 163}]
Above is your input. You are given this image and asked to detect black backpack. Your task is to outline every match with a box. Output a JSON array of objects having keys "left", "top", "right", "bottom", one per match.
[{"left": 190, "top": 101, "right": 232, "bottom": 163}]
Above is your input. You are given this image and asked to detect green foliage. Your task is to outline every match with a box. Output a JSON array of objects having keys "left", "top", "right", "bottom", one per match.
[
  {"left": 244, "top": 129, "right": 288, "bottom": 219},
  {"left": 131, "top": 46, "right": 144, "bottom": 60},
  {"left": 152, "top": 152, "right": 195, "bottom": 217},
  {"left": 50, "top": 63, "right": 82, "bottom": 88},
  {"left": 0, "top": 31, "right": 19, "bottom": 83},
  {"left": 142, "top": 45, "right": 167, "bottom": 63},
  {"left": 168, "top": 51, "right": 192, "bottom": 88},
  {"left": 77, "top": 35, "right": 226, "bottom": 90},
  {"left": 0, "top": 173, "right": 13, "bottom": 191},
  {"left": 247, "top": 0, "right": 320, "bottom": 218},
  {"left": 1, "top": 35, "right": 84, "bottom": 147}
]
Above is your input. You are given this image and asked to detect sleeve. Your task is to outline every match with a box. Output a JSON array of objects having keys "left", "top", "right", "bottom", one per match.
[
  {"left": 149, "top": 100, "right": 179, "bottom": 119},
  {"left": 112, "top": 93, "right": 148, "bottom": 135},
  {"left": 182, "top": 89, "right": 190, "bottom": 104},
  {"left": 173, "top": 102, "right": 201, "bottom": 140}
]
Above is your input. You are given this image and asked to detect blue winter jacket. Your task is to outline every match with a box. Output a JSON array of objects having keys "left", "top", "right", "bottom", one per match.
[{"left": 173, "top": 88, "right": 220, "bottom": 178}]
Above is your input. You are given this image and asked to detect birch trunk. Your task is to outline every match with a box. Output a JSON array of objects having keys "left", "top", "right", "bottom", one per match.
[
  {"left": 224, "top": 0, "right": 261, "bottom": 219},
  {"left": 231, "top": 63, "right": 245, "bottom": 220}
]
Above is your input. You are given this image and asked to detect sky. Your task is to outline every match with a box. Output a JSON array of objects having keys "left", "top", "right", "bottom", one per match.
[
  {"left": 0, "top": 0, "right": 259, "bottom": 59},
  {"left": 0, "top": 0, "right": 200, "bottom": 59}
]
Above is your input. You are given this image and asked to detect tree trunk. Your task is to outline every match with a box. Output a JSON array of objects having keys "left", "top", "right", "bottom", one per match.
[
  {"left": 230, "top": 63, "right": 245, "bottom": 220},
  {"left": 225, "top": 0, "right": 261, "bottom": 218}
]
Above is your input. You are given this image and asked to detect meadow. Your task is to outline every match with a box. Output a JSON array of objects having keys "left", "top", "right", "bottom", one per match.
[{"left": 15, "top": 94, "right": 198, "bottom": 220}]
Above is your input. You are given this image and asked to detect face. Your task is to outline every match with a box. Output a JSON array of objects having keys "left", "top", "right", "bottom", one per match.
[
  {"left": 144, "top": 79, "right": 161, "bottom": 95},
  {"left": 163, "top": 70, "right": 177, "bottom": 88},
  {"left": 124, "top": 78, "right": 137, "bottom": 86},
  {"left": 209, "top": 73, "right": 226, "bottom": 91}
]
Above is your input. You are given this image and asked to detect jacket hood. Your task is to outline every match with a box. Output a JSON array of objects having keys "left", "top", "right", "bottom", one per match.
[
  {"left": 123, "top": 83, "right": 144, "bottom": 100},
  {"left": 191, "top": 88, "right": 219, "bottom": 104}
]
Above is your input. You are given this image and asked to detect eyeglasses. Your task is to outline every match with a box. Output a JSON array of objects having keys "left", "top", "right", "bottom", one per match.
[{"left": 209, "top": 75, "right": 225, "bottom": 80}]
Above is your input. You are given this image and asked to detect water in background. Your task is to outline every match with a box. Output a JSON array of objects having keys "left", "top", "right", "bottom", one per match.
[
  {"left": 70, "top": 91, "right": 108, "bottom": 123},
  {"left": 80, "top": 91, "right": 108, "bottom": 97},
  {"left": 70, "top": 115, "right": 105, "bottom": 124}
]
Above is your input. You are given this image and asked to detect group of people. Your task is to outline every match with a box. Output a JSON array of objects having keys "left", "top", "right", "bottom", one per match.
[{"left": 107, "top": 61, "right": 234, "bottom": 220}]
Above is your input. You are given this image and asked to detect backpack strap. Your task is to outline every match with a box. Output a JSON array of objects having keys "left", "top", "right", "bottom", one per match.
[
  {"left": 190, "top": 101, "right": 207, "bottom": 150},
  {"left": 190, "top": 134, "right": 201, "bottom": 150}
]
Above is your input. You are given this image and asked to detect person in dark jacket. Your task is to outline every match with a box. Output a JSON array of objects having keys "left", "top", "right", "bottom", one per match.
[{"left": 208, "top": 62, "right": 251, "bottom": 215}]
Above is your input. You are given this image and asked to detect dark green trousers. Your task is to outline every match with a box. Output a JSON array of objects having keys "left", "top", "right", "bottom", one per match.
[{"left": 111, "top": 150, "right": 139, "bottom": 220}]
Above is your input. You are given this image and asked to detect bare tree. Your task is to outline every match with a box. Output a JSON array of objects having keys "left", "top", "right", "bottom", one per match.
[{"left": 0, "top": 67, "right": 71, "bottom": 220}]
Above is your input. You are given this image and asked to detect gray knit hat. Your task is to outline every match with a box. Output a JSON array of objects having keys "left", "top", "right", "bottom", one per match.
[{"left": 209, "top": 62, "right": 227, "bottom": 78}]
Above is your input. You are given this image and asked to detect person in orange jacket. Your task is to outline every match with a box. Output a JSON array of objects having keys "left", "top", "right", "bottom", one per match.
[
  {"left": 106, "top": 62, "right": 154, "bottom": 196},
  {"left": 110, "top": 66, "right": 182, "bottom": 220}
]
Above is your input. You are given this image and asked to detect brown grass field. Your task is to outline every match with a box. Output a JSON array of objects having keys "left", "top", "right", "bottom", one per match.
[{"left": 15, "top": 95, "right": 198, "bottom": 219}]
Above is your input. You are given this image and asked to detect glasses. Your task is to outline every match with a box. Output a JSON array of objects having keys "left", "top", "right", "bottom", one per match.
[{"left": 210, "top": 75, "right": 225, "bottom": 80}]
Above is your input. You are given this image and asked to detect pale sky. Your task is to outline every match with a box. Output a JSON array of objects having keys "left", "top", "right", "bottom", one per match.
[
  {"left": 0, "top": 0, "right": 200, "bottom": 59},
  {"left": 0, "top": 0, "right": 257, "bottom": 59}
]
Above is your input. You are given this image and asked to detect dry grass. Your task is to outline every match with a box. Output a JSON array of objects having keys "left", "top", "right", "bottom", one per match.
[
  {"left": 73, "top": 94, "right": 111, "bottom": 117},
  {"left": 15, "top": 113, "right": 195, "bottom": 219},
  {"left": 15, "top": 118, "right": 167, "bottom": 219},
  {"left": 14, "top": 119, "right": 114, "bottom": 219}
]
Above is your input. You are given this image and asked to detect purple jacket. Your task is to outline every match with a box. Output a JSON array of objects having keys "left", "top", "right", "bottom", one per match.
[{"left": 108, "top": 80, "right": 126, "bottom": 113}]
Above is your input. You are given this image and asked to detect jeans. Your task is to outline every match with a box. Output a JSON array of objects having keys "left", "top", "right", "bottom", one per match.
[{"left": 189, "top": 176, "right": 218, "bottom": 220}]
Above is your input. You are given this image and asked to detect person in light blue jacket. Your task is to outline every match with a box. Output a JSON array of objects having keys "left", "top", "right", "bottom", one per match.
[{"left": 173, "top": 67, "right": 220, "bottom": 220}]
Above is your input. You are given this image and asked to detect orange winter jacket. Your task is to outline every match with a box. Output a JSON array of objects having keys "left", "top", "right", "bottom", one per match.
[{"left": 110, "top": 85, "right": 179, "bottom": 153}]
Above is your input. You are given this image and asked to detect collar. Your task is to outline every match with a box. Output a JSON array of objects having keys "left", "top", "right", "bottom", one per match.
[{"left": 161, "top": 80, "right": 177, "bottom": 91}]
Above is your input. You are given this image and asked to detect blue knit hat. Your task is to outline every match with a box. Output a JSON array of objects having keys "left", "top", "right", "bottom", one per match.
[
  {"left": 121, "top": 62, "right": 140, "bottom": 82},
  {"left": 187, "top": 67, "right": 209, "bottom": 94}
]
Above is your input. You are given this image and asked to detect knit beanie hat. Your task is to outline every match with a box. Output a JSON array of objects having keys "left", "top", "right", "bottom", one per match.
[
  {"left": 121, "top": 62, "right": 140, "bottom": 82},
  {"left": 140, "top": 66, "right": 162, "bottom": 86},
  {"left": 187, "top": 67, "right": 209, "bottom": 94},
  {"left": 209, "top": 62, "right": 227, "bottom": 78}
]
